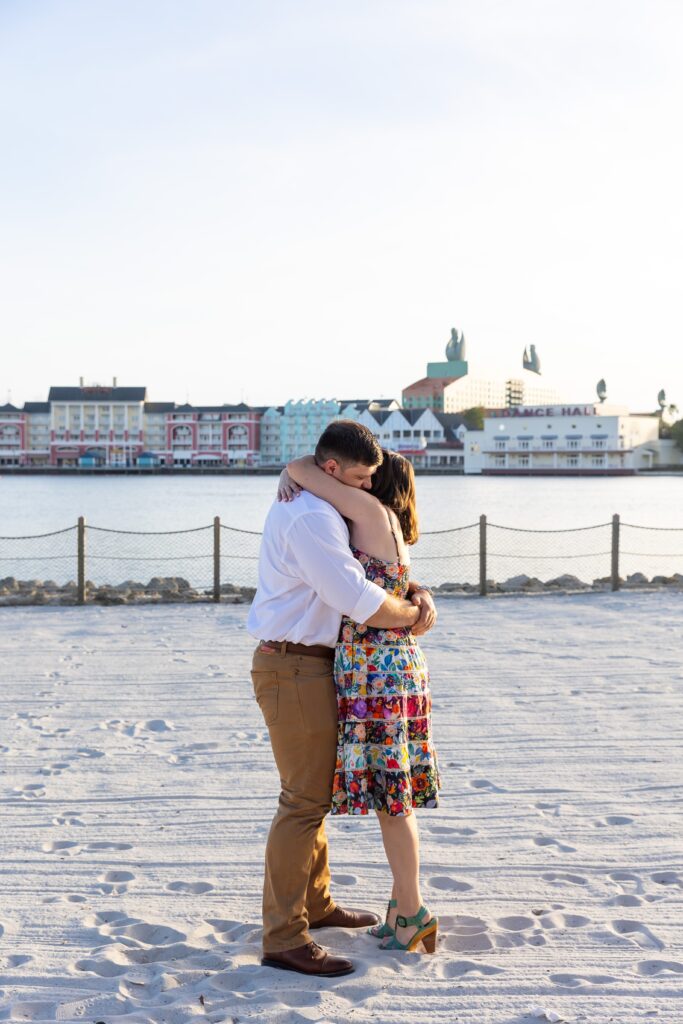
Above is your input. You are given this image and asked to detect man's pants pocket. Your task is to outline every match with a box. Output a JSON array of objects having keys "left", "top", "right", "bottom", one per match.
[{"left": 252, "top": 670, "right": 279, "bottom": 726}]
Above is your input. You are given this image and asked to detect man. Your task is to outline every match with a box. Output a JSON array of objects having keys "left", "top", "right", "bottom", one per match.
[{"left": 247, "top": 420, "right": 437, "bottom": 977}]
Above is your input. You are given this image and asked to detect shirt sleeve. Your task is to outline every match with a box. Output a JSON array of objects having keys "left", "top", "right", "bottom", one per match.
[{"left": 285, "top": 510, "right": 386, "bottom": 623}]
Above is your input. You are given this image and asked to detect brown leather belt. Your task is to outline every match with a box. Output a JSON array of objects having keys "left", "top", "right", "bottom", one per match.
[{"left": 259, "top": 640, "right": 334, "bottom": 660}]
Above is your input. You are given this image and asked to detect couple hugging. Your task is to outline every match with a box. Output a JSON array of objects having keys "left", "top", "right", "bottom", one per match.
[{"left": 247, "top": 420, "right": 441, "bottom": 977}]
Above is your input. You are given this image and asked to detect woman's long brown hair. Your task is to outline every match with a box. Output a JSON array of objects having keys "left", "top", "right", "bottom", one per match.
[{"left": 369, "top": 449, "right": 419, "bottom": 545}]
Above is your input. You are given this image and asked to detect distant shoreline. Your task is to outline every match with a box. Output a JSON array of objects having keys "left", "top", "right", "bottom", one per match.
[{"left": 0, "top": 467, "right": 681, "bottom": 477}]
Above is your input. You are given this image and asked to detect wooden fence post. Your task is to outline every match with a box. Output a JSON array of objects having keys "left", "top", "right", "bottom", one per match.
[
  {"left": 611, "top": 513, "right": 620, "bottom": 591},
  {"left": 77, "top": 516, "right": 86, "bottom": 604},
  {"left": 213, "top": 516, "right": 221, "bottom": 602},
  {"left": 479, "top": 514, "right": 487, "bottom": 597}
]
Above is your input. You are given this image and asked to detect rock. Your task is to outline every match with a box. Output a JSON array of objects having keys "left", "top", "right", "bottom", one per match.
[
  {"left": 624, "top": 572, "right": 649, "bottom": 586},
  {"left": 652, "top": 574, "right": 676, "bottom": 585},
  {"left": 436, "top": 583, "right": 465, "bottom": 593},
  {"left": 0, "top": 577, "right": 19, "bottom": 592},
  {"left": 546, "top": 574, "right": 589, "bottom": 590},
  {"left": 174, "top": 578, "right": 192, "bottom": 591},
  {"left": 146, "top": 577, "right": 178, "bottom": 593},
  {"left": 499, "top": 574, "right": 541, "bottom": 592}
]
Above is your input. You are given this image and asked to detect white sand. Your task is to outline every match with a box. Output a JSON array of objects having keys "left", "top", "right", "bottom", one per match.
[{"left": 1, "top": 594, "right": 682, "bottom": 1024}]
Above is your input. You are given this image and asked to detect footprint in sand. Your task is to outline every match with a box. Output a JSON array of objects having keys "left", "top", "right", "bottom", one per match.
[
  {"left": 1, "top": 954, "right": 32, "bottom": 968},
  {"left": 85, "top": 841, "right": 132, "bottom": 852},
  {"left": 52, "top": 814, "right": 85, "bottom": 826},
  {"left": 493, "top": 915, "right": 547, "bottom": 949},
  {"left": 331, "top": 873, "right": 357, "bottom": 886},
  {"left": 97, "top": 870, "right": 135, "bottom": 895},
  {"left": 428, "top": 875, "right": 473, "bottom": 893},
  {"left": 100, "top": 718, "right": 174, "bottom": 738},
  {"left": 439, "top": 960, "right": 505, "bottom": 978},
  {"left": 533, "top": 801, "right": 562, "bottom": 818},
  {"left": 594, "top": 814, "right": 634, "bottom": 827},
  {"left": 166, "top": 880, "right": 214, "bottom": 894},
  {"left": 42, "top": 840, "right": 81, "bottom": 855},
  {"left": 13, "top": 783, "right": 46, "bottom": 799},
  {"left": 469, "top": 778, "right": 505, "bottom": 793},
  {"left": 439, "top": 914, "right": 494, "bottom": 954},
  {"left": 651, "top": 870, "right": 683, "bottom": 889},
  {"left": 636, "top": 960, "right": 683, "bottom": 976},
  {"left": 609, "top": 919, "right": 664, "bottom": 951},
  {"left": 427, "top": 824, "right": 477, "bottom": 837},
  {"left": 550, "top": 972, "right": 617, "bottom": 987},
  {"left": 542, "top": 871, "right": 588, "bottom": 886},
  {"left": 539, "top": 911, "right": 591, "bottom": 930},
  {"left": 75, "top": 746, "right": 106, "bottom": 759},
  {"left": 43, "top": 840, "right": 131, "bottom": 855},
  {"left": 42, "top": 893, "right": 87, "bottom": 905},
  {"left": 38, "top": 761, "right": 71, "bottom": 776},
  {"left": 533, "top": 835, "right": 576, "bottom": 853},
  {"left": 605, "top": 870, "right": 658, "bottom": 907},
  {"left": 497, "top": 915, "right": 537, "bottom": 932}
]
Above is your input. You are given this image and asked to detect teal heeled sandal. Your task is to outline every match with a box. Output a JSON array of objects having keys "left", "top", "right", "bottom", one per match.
[
  {"left": 381, "top": 905, "right": 438, "bottom": 953},
  {"left": 368, "top": 898, "right": 397, "bottom": 938}
]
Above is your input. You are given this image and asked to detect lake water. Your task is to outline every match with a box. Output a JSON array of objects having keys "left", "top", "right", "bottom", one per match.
[{"left": 1, "top": 473, "right": 681, "bottom": 588}]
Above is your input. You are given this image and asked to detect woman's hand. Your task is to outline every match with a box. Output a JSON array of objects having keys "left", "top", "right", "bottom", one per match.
[
  {"left": 277, "top": 468, "right": 303, "bottom": 502},
  {"left": 411, "top": 589, "right": 437, "bottom": 635}
]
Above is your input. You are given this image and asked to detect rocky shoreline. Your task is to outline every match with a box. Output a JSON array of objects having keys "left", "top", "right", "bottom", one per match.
[{"left": 1, "top": 572, "right": 683, "bottom": 606}]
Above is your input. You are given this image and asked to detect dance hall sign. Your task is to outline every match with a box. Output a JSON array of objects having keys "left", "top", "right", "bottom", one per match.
[{"left": 488, "top": 405, "right": 595, "bottom": 418}]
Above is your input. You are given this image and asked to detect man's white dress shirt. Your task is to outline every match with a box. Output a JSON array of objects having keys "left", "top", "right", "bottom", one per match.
[{"left": 247, "top": 491, "right": 386, "bottom": 648}]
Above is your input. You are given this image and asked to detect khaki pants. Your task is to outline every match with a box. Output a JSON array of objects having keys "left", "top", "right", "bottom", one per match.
[{"left": 251, "top": 644, "right": 338, "bottom": 952}]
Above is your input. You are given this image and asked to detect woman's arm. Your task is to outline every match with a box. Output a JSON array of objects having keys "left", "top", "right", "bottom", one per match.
[{"left": 286, "top": 455, "right": 382, "bottom": 523}]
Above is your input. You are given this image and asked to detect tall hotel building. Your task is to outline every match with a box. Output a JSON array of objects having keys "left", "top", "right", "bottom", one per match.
[{"left": 402, "top": 330, "right": 562, "bottom": 412}]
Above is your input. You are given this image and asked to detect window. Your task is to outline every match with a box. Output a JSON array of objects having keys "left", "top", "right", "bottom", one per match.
[
  {"left": 568, "top": 439, "right": 579, "bottom": 449},
  {"left": 424, "top": 430, "right": 431, "bottom": 438},
  {"left": 594, "top": 440, "right": 606, "bottom": 449},
  {"left": 403, "top": 430, "right": 411, "bottom": 438},
  {"left": 592, "top": 455, "right": 605, "bottom": 467},
  {"left": 542, "top": 440, "right": 554, "bottom": 450},
  {"left": 519, "top": 439, "right": 530, "bottom": 450},
  {"left": 519, "top": 455, "right": 529, "bottom": 467},
  {"left": 494, "top": 440, "right": 507, "bottom": 451},
  {"left": 568, "top": 455, "right": 579, "bottom": 467},
  {"left": 392, "top": 430, "right": 400, "bottom": 438}
]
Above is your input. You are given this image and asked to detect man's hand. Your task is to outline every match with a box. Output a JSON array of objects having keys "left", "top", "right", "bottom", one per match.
[
  {"left": 411, "top": 589, "right": 437, "bottom": 636},
  {"left": 277, "top": 468, "right": 303, "bottom": 502}
]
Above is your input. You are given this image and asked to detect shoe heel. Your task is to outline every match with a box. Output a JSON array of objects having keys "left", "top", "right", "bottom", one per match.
[{"left": 420, "top": 923, "right": 438, "bottom": 953}]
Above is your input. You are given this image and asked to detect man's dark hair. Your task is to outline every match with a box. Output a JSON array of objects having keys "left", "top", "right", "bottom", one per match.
[{"left": 315, "top": 420, "right": 383, "bottom": 468}]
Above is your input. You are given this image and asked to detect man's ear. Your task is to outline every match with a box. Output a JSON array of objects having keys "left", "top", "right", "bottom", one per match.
[{"left": 319, "top": 458, "right": 340, "bottom": 477}]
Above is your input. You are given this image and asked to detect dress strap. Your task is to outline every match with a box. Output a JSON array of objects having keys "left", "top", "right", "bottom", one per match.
[{"left": 384, "top": 506, "right": 401, "bottom": 562}]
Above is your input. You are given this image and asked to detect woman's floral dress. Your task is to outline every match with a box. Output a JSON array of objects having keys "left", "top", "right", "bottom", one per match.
[{"left": 331, "top": 549, "right": 441, "bottom": 816}]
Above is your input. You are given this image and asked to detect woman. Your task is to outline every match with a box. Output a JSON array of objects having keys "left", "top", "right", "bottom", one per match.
[{"left": 278, "top": 449, "right": 440, "bottom": 954}]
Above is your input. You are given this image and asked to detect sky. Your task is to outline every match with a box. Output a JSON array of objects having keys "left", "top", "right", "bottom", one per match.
[{"left": 1, "top": 0, "right": 682, "bottom": 412}]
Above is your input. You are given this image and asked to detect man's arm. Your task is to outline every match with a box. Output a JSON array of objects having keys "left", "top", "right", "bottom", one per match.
[{"left": 365, "top": 592, "right": 420, "bottom": 630}]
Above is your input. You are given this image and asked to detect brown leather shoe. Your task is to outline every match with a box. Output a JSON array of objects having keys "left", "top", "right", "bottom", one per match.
[
  {"left": 261, "top": 941, "right": 354, "bottom": 977},
  {"left": 309, "top": 906, "right": 381, "bottom": 930}
]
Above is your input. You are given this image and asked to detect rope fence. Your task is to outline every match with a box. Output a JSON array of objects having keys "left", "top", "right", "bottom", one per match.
[{"left": 0, "top": 515, "right": 682, "bottom": 603}]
